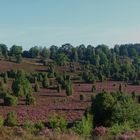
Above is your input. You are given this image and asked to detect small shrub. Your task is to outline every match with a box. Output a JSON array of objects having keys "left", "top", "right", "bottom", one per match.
[
  {"left": 92, "top": 84, "right": 96, "bottom": 92},
  {"left": 131, "top": 91, "right": 136, "bottom": 100},
  {"left": 80, "top": 94, "right": 84, "bottom": 101},
  {"left": 58, "top": 115, "right": 67, "bottom": 131},
  {"left": 66, "top": 82, "right": 74, "bottom": 96},
  {"left": 4, "top": 94, "right": 18, "bottom": 106},
  {"left": 34, "top": 81, "right": 40, "bottom": 92},
  {"left": 119, "top": 84, "right": 122, "bottom": 92},
  {"left": 35, "top": 121, "right": 45, "bottom": 131},
  {"left": 49, "top": 113, "right": 59, "bottom": 129},
  {"left": 26, "top": 94, "right": 36, "bottom": 105},
  {"left": 49, "top": 113, "right": 67, "bottom": 131},
  {"left": 109, "top": 123, "right": 132, "bottom": 135},
  {"left": 4, "top": 112, "right": 17, "bottom": 126},
  {"left": 42, "top": 74, "right": 49, "bottom": 88},
  {"left": 113, "top": 84, "right": 116, "bottom": 86},
  {"left": 73, "top": 115, "right": 93, "bottom": 137},
  {"left": 23, "top": 120, "right": 36, "bottom": 133}
]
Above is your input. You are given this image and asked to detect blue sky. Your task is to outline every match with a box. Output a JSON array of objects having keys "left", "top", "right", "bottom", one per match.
[{"left": 0, "top": 0, "right": 140, "bottom": 50}]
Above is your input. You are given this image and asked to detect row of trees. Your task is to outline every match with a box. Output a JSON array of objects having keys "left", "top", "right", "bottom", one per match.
[
  {"left": 1, "top": 43, "right": 140, "bottom": 61},
  {"left": 1, "top": 43, "right": 140, "bottom": 83}
]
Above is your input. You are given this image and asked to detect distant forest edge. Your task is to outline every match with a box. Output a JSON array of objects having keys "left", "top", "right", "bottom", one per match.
[{"left": 0, "top": 43, "right": 140, "bottom": 84}]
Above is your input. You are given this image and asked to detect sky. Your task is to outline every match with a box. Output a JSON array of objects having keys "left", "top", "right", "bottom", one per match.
[{"left": 0, "top": 0, "right": 140, "bottom": 50}]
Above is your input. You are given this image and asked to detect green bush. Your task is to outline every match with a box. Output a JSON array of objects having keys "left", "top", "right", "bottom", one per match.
[
  {"left": 35, "top": 121, "right": 45, "bottom": 130},
  {"left": 49, "top": 113, "right": 67, "bottom": 131},
  {"left": 42, "top": 74, "right": 49, "bottom": 88},
  {"left": 0, "top": 116, "right": 4, "bottom": 126},
  {"left": 49, "top": 113, "right": 59, "bottom": 129},
  {"left": 4, "top": 94, "right": 18, "bottom": 106},
  {"left": 109, "top": 123, "right": 132, "bottom": 135},
  {"left": 58, "top": 115, "right": 67, "bottom": 131},
  {"left": 26, "top": 94, "right": 36, "bottom": 105},
  {"left": 92, "top": 91, "right": 140, "bottom": 128},
  {"left": 4, "top": 112, "right": 17, "bottom": 126},
  {"left": 23, "top": 120, "right": 36, "bottom": 133},
  {"left": 73, "top": 115, "right": 93, "bottom": 137}
]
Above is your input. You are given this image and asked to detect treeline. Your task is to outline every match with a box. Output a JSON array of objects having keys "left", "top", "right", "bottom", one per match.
[{"left": 1, "top": 43, "right": 140, "bottom": 83}]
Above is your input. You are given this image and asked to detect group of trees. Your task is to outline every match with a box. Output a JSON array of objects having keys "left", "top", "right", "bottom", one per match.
[
  {"left": 1, "top": 43, "right": 140, "bottom": 83},
  {"left": 0, "top": 70, "right": 36, "bottom": 106}
]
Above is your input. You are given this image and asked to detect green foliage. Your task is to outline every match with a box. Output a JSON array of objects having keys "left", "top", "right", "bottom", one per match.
[
  {"left": 29, "top": 46, "right": 39, "bottom": 58},
  {"left": 49, "top": 113, "right": 67, "bottom": 131},
  {"left": 73, "top": 115, "right": 93, "bottom": 137},
  {"left": 40, "top": 47, "right": 50, "bottom": 58},
  {"left": 48, "top": 64, "right": 55, "bottom": 78},
  {"left": 92, "top": 91, "right": 140, "bottom": 128},
  {"left": 35, "top": 121, "right": 45, "bottom": 131},
  {"left": 82, "top": 71, "right": 95, "bottom": 83},
  {"left": 10, "top": 45, "right": 22, "bottom": 56},
  {"left": 66, "top": 82, "right": 74, "bottom": 96},
  {"left": 42, "top": 74, "right": 49, "bottom": 88},
  {"left": 4, "top": 112, "right": 17, "bottom": 126},
  {"left": 0, "top": 44, "right": 8, "bottom": 58},
  {"left": 26, "top": 94, "right": 36, "bottom": 105},
  {"left": 23, "top": 120, "right": 36, "bottom": 133},
  {"left": 16, "top": 54, "right": 22, "bottom": 63},
  {"left": 3, "top": 72, "right": 8, "bottom": 83},
  {"left": 80, "top": 94, "right": 84, "bottom": 101},
  {"left": 56, "top": 52, "right": 69, "bottom": 66},
  {"left": 0, "top": 116, "right": 4, "bottom": 126},
  {"left": 92, "top": 84, "right": 96, "bottom": 92},
  {"left": 34, "top": 81, "right": 40, "bottom": 92},
  {"left": 0, "top": 79, "right": 5, "bottom": 91},
  {"left": 119, "top": 84, "right": 123, "bottom": 92},
  {"left": 12, "top": 70, "right": 32, "bottom": 97},
  {"left": 24, "top": 120, "right": 45, "bottom": 133},
  {"left": 131, "top": 91, "right": 136, "bottom": 100},
  {"left": 4, "top": 93, "right": 18, "bottom": 106},
  {"left": 109, "top": 123, "right": 132, "bottom": 135}
]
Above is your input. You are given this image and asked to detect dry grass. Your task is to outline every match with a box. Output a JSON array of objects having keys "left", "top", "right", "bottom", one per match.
[{"left": 0, "top": 126, "right": 88, "bottom": 140}]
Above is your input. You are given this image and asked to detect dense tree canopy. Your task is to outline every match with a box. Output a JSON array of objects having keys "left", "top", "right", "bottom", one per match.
[{"left": 1, "top": 43, "right": 140, "bottom": 84}]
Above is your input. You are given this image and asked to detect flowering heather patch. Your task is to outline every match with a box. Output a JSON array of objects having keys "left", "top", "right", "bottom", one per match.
[
  {"left": 94, "top": 126, "right": 107, "bottom": 136},
  {"left": 115, "top": 130, "right": 140, "bottom": 140}
]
